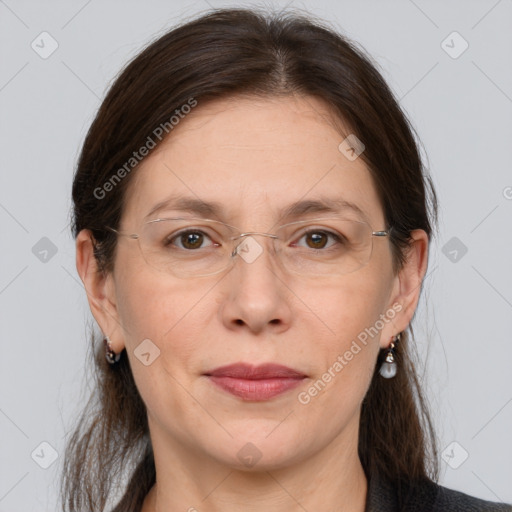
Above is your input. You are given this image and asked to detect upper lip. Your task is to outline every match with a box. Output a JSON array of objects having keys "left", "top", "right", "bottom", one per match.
[{"left": 204, "top": 363, "right": 306, "bottom": 379}]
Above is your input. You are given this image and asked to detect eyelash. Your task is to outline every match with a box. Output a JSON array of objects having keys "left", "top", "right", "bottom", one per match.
[{"left": 166, "top": 228, "right": 345, "bottom": 250}]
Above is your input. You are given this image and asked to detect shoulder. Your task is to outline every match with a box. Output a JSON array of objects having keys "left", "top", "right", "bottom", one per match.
[
  {"left": 430, "top": 482, "right": 512, "bottom": 512},
  {"left": 366, "top": 474, "right": 512, "bottom": 512}
]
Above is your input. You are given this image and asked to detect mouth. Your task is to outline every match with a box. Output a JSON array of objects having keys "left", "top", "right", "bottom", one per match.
[{"left": 203, "top": 363, "right": 307, "bottom": 401}]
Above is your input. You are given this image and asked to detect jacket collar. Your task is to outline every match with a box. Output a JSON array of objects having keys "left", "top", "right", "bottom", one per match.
[{"left": 365, "top": 473, "right": 440, "bottom": 512}]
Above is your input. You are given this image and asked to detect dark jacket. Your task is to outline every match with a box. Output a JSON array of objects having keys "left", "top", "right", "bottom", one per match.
[
  {"left": 365, "top": 473, "right": 512, "bottom": 512},
  {"left": 119, "top": 472, "right": 512, "bottom": 512}
]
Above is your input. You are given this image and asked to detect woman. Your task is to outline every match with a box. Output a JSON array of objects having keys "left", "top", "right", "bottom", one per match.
[{"left": 62, "top": 7, "right": 511, "bottom": 512}]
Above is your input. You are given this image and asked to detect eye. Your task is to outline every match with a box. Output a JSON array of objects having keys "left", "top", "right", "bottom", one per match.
[
  {"left": 165, "top": 229, "right": 218, "bottom": 250},
  {"left": 293, "top": 229, "right": 345, "bottom": 250}
]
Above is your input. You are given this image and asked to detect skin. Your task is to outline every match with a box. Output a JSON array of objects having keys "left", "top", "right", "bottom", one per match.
[{"left": 76, "top": 94, "right": 428, "bottom": 512}]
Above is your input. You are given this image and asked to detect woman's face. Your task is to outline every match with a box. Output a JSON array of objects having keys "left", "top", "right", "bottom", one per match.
[{"left": 81, "top": 94, "right": 425, "bottom": 472}]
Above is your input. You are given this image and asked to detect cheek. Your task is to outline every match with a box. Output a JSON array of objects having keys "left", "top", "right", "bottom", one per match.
[
  {"left": 314, "top": 285, "right": 381, "bottom": 386},
  {"left": 114, "top": 270, "right": 213, "bottom": 413},
  {"left": 294, "top": 284, "right": 382, "bottom": 436},
  {"left": 291, "top": 274, "right": 389, "bottom": 402},
  {"left": 115, "top": 262, "right": 200, "bottom": 337},
  {"left": 299, "top": 271, "right": 390, "bottom": 344}
]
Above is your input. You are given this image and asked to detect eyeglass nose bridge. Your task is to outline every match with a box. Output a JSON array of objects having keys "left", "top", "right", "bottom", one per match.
[{"left": 230, "top": 231, "right": 279, "bottom": 258}]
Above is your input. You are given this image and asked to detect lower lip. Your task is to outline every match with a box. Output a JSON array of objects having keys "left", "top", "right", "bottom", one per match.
[{"left": 207, "top": 376, "right": 304, "bottom": 401}]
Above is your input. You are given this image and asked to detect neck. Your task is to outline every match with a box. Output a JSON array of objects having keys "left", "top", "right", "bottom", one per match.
[{"left": 142, "top": 418, "right": 368, "bottom": 512}]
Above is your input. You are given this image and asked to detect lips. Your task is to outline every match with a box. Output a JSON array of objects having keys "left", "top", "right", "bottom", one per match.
[
  {"left": 204, "top": 363, "right": 307, "bottom": 401},
  {"left": 205, "top": 363, "right": 306, "bottom": 379}
]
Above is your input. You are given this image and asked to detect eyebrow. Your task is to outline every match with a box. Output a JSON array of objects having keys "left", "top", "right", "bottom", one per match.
[{"left": 144, "top": 194, "right": 370, "bottom": 223}]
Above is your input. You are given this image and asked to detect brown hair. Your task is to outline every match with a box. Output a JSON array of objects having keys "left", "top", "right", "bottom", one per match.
[{"left": 62, "top": 7, "right": 439, "bottom": 511}]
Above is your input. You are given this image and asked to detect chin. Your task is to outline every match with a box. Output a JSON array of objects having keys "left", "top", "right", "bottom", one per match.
[{"left": 203, "top": 429, "right": 310, "bottom": 471}]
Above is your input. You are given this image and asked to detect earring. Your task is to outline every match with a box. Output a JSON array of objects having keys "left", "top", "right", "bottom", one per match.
[
  {"left": 104, "top": 335, "right": 121, "bottom": 365},
  {"left": 379, "top": 333, "right": 400, "bottom": 379}
]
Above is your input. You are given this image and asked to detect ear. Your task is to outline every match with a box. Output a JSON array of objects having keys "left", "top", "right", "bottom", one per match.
[
  {"left": 380, "top": 229, "right": 429, "bottom": 348},
  {"left": 75, "top": 229, "right": 125, "bottom": 354}
]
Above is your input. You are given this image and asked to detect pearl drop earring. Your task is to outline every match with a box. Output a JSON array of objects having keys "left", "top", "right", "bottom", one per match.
[
  {"left": 379, "top": 333, "right": 400, "bottom": 379},
  {"left": 104, "top": 335, "right": 121, "bottom": 365}
]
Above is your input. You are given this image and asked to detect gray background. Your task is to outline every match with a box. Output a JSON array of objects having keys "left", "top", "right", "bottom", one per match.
[{"left": 1, "top": 0, "right": 511, "bottom": 510}]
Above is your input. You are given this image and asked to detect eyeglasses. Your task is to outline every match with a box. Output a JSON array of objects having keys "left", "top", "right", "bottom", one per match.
[{"left": 106, "top": 216, "right": 392, "bottom": 279}]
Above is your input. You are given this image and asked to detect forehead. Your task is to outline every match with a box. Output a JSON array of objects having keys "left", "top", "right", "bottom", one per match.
[{"left": 122, "top": 95, "right": 385, "bottom": 229}]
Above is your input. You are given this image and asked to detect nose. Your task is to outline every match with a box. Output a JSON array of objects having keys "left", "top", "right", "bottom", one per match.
[
  {"left": 219, "top": 234, "right": 293, "bottom": 334},
  {"left": 229, "top": 231, "right": 278, "bottom": 258}
]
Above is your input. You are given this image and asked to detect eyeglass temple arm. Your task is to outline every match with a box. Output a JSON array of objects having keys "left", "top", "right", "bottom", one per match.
[
  {"left": 373, "top": 224, "right": 394, "bottom": 236},
  {"left": 105, "top": 226, "right": 139, "bottom": 239}
]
